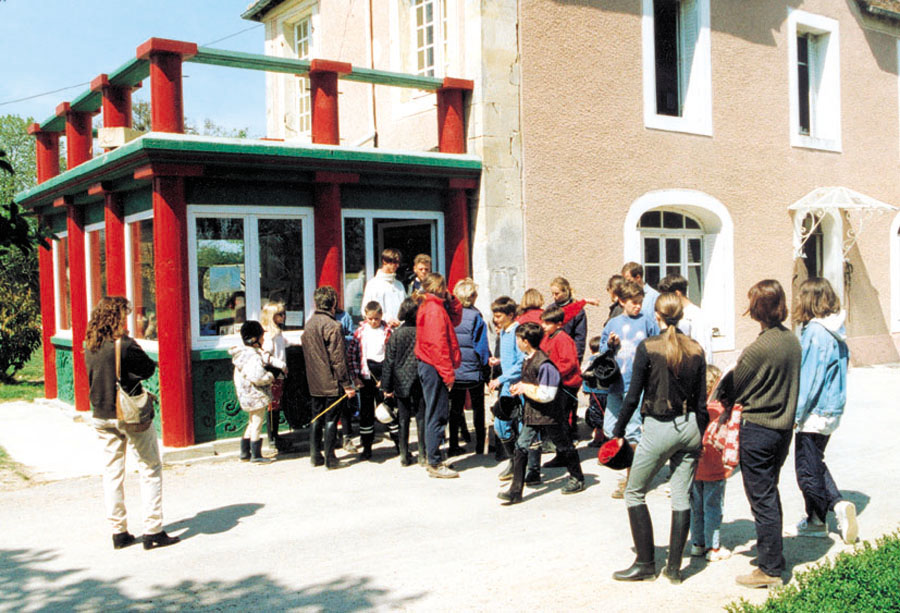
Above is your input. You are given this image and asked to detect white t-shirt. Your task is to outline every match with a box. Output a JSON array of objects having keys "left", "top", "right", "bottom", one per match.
[
  {"left": 362, "top": 270, "right": 406, "bottom": 322},
  {"left": 679, "top": 302, "right": 713, "bottom": 358}
]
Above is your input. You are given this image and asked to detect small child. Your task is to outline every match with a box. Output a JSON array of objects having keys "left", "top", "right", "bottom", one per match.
[
  {"left": 347, "top": 300, "right": 393, "bottom": 460},
  {"left": 690, "top": 364, "right": 731, "bottom": 561},
  {"left": 381, "top": 298, "right": 425, "bottom": 466},
  {"left": 260, "top": 301, "right": 290, "bottom": 406},
  {"left": 539, "top": 306, "right": 582, "bottom": 469},
  {"left": 582, "top": 335, "right": 607, "bottom": 448},
  {"left": 229, "top": 321, "right": 276, "bottom": 464}
]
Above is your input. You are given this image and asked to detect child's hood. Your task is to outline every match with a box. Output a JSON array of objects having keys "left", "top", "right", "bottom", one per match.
[
  {"left": 811, "top": 310, "right": 847, "bottom": 342},
  {"left": 229, "top": 344, "right": 261, "bottom": 369}
]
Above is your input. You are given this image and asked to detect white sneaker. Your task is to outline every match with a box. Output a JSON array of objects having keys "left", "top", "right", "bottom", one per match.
[
  {"left": 706, "top": 547, "right": 732, "bottom": 562},
  {"left": 834, "top": 501, "right": 859, "bottom": 544},
  {"left": 690, "top": 544, "right": 706, "bottom": 557},
  {"left": 784, "top": 517, "right": 828, "bottom": 538}
]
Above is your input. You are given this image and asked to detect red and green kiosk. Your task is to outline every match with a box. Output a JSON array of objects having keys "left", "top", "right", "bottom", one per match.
[{"left": 18, "top": 38, "right": 480, "bottom": 447}]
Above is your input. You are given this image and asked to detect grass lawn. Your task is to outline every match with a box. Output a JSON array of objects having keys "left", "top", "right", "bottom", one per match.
[{"left": 0, "top": 349, "right": 45, "bottom": 403}]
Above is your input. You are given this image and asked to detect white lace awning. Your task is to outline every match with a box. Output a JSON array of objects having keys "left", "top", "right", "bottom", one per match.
[{"left": 789, "top": 186, "right": 898, "bottom": 258}]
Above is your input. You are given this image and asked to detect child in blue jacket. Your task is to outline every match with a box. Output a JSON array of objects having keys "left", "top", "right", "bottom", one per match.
[{"left": 785, "top": 277, "right": 857, "bottom": 544}]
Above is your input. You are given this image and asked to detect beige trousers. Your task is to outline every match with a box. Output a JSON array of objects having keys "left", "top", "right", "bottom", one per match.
[{"left": 92, "top": 417, "right": 163, "bottom": 535}]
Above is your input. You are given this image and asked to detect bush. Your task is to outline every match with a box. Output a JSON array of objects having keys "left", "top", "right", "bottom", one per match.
[
  {"left": 0, "top": 247, "right": 41, "bottom": 381},
  {"left": 726, "top": 530, "right": 900, "bottom": 613}
]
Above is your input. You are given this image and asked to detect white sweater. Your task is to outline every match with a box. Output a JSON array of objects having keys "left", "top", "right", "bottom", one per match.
[{"left": 362, "top": 270, "right": 406, "bottom": 322}]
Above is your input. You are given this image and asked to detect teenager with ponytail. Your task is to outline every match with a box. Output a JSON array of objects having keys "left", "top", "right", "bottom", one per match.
[{"left": 611, "top": 292, "right": 707, "bottom": 584}]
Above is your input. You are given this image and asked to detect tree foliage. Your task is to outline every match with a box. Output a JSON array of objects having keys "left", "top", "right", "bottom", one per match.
[{"left": 0, "top": 114, "right": 45, "bottom": 381}]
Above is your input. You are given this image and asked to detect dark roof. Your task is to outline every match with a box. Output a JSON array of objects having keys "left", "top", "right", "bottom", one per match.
[
  {"left": 858, "top": 0, "right": 900, "bottom": 20},
  {"left": 241, "top": 0, "right": 288, "bottom": 22}
]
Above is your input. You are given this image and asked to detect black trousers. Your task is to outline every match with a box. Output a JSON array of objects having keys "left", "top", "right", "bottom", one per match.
[
  {"left": 449, "top": 381, "right": 486, "bottom": 453},
  {"left": 309, "top": 395, "right": 340, "bottom": 461},
  {"left": 794, "top": 431, "right": 842, "bottom": 523},
  {"left": 739, "top": 421, "right": 793, "bottom": 577},
  {"left": 397, "top": 383, "right": 426, "bottom": 459}
]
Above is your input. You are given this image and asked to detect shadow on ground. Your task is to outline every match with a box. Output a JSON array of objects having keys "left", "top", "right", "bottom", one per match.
[
  {"left": 0, "top": 547, "right": 427, "bottom": 611},
  {"left": 165, "top": 503, "right": 264, "bottom": 542}
]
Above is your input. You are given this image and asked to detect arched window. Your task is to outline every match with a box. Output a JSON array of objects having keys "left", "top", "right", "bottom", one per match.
[{"left": 638, "top": 210, "right": 704, "bottom": 305}]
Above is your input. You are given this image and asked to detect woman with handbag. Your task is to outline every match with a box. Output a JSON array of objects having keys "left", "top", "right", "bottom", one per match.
[
  {"left": 611, "top": 292, "right": 707, "bottom": 584},
  {"left": 85, "top": 296, "right": 180, "bottom": 550}
]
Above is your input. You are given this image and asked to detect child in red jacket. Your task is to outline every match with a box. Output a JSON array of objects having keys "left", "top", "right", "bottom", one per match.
[{"left": 539, "top": 306, "right": 584, "bottom": 468}]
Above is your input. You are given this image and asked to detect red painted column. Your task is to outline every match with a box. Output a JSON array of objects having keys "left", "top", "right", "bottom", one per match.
[
  {"left": 152, "top": 175, "right": 194, "bottom": 447},
  {"left": 104, "top": 193, "right": 126, "bottom": 296},
  {"left": 29, "top": 124, "right": 61, "bottom": 399},
  {"left": 92, "top": 74, "right": 133, "bottom": 129},
  {"left": 309, "top": 60, "right": 352, "bottom": 145},
  {"left": 136, "top": 38, "right": 198, "bottom": 134},
  {"left": 436, "top": 79, "right": 475, "bottom": 288},
  {"left": 58, "top": 103, "right": 93, "bottom": 168},
  {"left": 313, "top": 172, "right": 358, "bottom": 304},
  {"left": 67, "top": 201, "right": 89, "bottom": 412}
]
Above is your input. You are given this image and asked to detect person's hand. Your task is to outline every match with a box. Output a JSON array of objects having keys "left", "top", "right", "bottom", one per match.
[
  {"left": 375, "top": 380, "right": 381, "bottom": 389},
  {"left": 607, "top": 333, "right": 620, "bottom": 349},
  {"left": 388, "top": 319, "right": 401, "bottom": 328},
  {"left": 616, "top": 437, "right": 625, "bottom": 446},
  {"left": 488, "top": 357, "right": 500, "bottom": 367},
  {"left": 509, "top": 382, "right": 522, "bottom": 396},
  {"left": 345, "top": 387, "right": 357, "bottom": 399},
  {"left": 282, "top": 365, "right": 289, "bottom": 376},
  {"left": 488, "top": 378, "right": 499, "bottom": 392},
  {"left": 585, "top": 298, "right": 602, "bottom": 307},
  {"left": 384, "top": 391, "right": 394, "bottom": 399}
]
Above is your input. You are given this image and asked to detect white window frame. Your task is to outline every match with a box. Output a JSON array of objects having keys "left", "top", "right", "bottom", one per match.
[
  {"left": 787, "top": 10, "right": 841, "bottom": 152},
  {"left": 341, "top": 209, "right": 445, "bottom": 283},
  {"left": 624, "top": 189, "right": 734, "bottom": 352},
  {"left": 890, "top": 212, "right": 900, "bottom": 333},
  {"left": 187, "top": 205, "right": 316, "bottom": 350},
  {"left": 641, "top": 0, "right": 713, "bottom": 137},
  {"left": 84, "top": 221, "right": 105, "bottom": 316},
  {"left": 52, "top": 230, "right": 72, "bottom": 338},
  {"left": 639, "top": 215, "right": 705, "bottom": 304},
  {"left": 124, "top": 210, "right": 158, "bottom": 352},
  {"left": 293, "top": 9, "right": 315, "bottom": 137}
]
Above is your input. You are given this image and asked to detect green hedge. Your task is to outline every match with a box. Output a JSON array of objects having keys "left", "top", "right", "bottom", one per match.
[{"left": 727, "top": 530, "right": 900, "bottom": 613}]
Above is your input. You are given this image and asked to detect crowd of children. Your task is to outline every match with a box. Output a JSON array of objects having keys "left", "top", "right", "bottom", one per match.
[{"left": 227, "top": 252, "right": 858, "bottom": 588}]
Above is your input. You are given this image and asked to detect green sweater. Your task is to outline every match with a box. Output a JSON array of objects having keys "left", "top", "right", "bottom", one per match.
[{"left": 732, "top": 325, "right": 801, "bottom": 430}]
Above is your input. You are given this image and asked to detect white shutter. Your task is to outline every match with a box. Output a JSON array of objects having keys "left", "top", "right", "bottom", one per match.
[{"left": 678, "top": 0, "right": 699, "bottom": 115}]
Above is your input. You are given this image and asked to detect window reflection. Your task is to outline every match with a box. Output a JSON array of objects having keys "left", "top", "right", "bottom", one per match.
[
  {"left": 258, "top": 218, "right": 305, "bottom": 330},
  {"left": 130, "top": 219, "right": 157, "bottom": 340},
  {"left": 195, "top": 218, "right": 245, "bottom": 336}
]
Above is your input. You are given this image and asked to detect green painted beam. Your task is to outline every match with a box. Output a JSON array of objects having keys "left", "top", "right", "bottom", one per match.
[
  {"left": 40, "top": 114, "right": 66, "bottom": 132},
  {"left": 189, "top": 47, "right": 444, "bottom": 90},
  {"left": 108, "top": 57, "right": 150, "bottom": 88},
  {"left": 70, "top": 88, "right": 102, "bottom": 114}
]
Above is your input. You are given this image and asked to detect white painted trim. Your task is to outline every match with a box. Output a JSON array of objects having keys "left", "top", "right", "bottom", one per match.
[
  {"left": 84, "top": 221, "right": 105, "bottom": 315},
  {"left": 641, "top": 0, "right": 713, "bottom": 137},
  {"left": 787, "top": 9, "right": 842, "bottom": 152},
  {"left": 53, "top": 230, "right": 70, "bottom": 333},
  {"left": 890, "top": 212, "right": 900, "bottom": 333},
  {"left": 187, "top": 205, "right": 316, "bottom": 350},
  {"left": 624, "top": 189, "right": 734, "bottom": 351}
]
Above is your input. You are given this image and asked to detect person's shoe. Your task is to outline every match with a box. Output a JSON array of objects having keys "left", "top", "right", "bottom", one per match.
[
  {"left": 447, "top": 445, "right": 466, "bottom": 457},
  {"left": 325, "top": 458, "right": 347, "bottom": 470},
  {"left": 543, "top": 454, "right": 567, "bottom": 469},
  {"left": 143, "top": 531, "right": 180, "bottom": 550},
  {"left": 784, "top": 517, "right": 827, "bottom": 538},
  {"left": 497, "top": 488, "right": 523, "bottom": 505},
  {"left": 524, "top": 470, "right": 542, "bottom": 486},
  {"left": 613, "top": 561, "right": 656, "bottom": 582},
  {"left": 498, "top": 460, "right": 514, "bottom": 481},
  {"left": 690, "top": 544, "right": 706, "bottom": 557},
  {"left": 611, "top": 479, "right": 626, "bottom": 499},
  {"left": 360, "top": 448, "right": 372, "bottom": 461},
  {"left": 417, "top": 453, "right": 427, "bottom": 467},
  {"left": 834, "top": 501, "right": 859, "bottom": 544},
  {"left": 311, "top": 454, "right": 325, "bottom": 467},
  {"left": 540, "top": 439, "right": 556, "bottom": 454},
  {"left": 427, "top": 463, "right": 459, "bottom": 479},
  {"left": 342, "top": 436, "right": 359, "bottom": 454},
  {"left": 239, "top": 438, "right": 251, "bottom": 461},
  {"left": 250, "top": 439, "right": 272, "bottom": 464},
  {"left": 112, "top": 531, "right": 137, "bottom": 550},
  {"left": 400, "top": 454, "right": 415, "bottom": 467},
  {"left": 561, "top": 477, "right": 585, "bottom": 495},
  {"left": 736, "top": 568, "right": 783, "bottom": 588},
  {"left": 706, "top": 547, "right": 732, "bottom": 562}
]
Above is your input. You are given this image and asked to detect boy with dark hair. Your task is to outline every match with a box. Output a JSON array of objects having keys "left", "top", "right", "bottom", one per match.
[
  {"left": 539, "top": 306, "right": 583, "bottom": 467},
  {"left": 303, "top": 286, "right": 357, "bottom": 469},
  {"left": 363, "top": 248, "right": 406, "bottom": 326},
  {"left": 347, "top": 300, "right": 393, "bottom": 460},
  {"left": 488, "top": 296, "right": 526, "bottom": 480},
  {"left": 601, "top": 280, "right": 660, "bottom": 498},
  {"left": 498, "top": 322, "right": 585, "bottom": 504},
  {"left": 622, "top": 261, "right": 660, "bottom": 320}
]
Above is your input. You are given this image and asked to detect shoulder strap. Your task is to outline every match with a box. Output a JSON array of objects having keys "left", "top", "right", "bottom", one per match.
[{"left": 115, "top": 338, "right": 122, "bottom": 383}]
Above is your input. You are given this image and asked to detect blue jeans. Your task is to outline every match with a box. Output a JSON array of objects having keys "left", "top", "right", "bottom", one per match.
[
  {"left": 794, "top": 432, "right": 842, "bottom": 523},
  {"left": 691, "top": 479, "right": 726, "bottom": 549},
  {"left": 603, "top": 391, "right": 642, "bottom": 445},
  {"left": 417, "top": 361, "right": 450, "bottom": 467}
]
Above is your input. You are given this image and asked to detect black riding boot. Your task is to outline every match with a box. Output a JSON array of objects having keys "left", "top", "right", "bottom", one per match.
[
  {"left": 498, "top": 448, "right": 528, "bottom": 505},
  {"left": 398, "top": 413, "right": 413, "bottom": 466},
  {"left": 498, "top": 438, "right": 516, "bottom": 481},
  {"left": 309, "top": 421, "right": 324, "bottom": 467},
  {"left": 360, "top": 432, "right": 374, "bottom": 460},
  {"left": 613, "top": 504, "right": 656, "bottom": 581},
  {"left": 665, "top": 510, "right": 691, "bottom": 584},
  {"left": 239, "top": 438, "right": 251, "bottom": 461}
]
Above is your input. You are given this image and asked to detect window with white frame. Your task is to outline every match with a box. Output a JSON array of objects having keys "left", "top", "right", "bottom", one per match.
[
  {"left": 638, "top": 210, "right": 704, "bottom": 305},
  {"left": 188, "top": 206, "right": 315, "bottom": 347},
  {"left": 412, "top": 0, "right": 449, "bottom": 76},
  {"left": 788, "top": 10, "right": 841, "bottom": 151},
  {"left": 85, "top": 222, "right": 106, "bottom": 314},
  {"left": 641, "top": 0, "right": 712, "bottom": 136},
  {"left": 53, "top": 231, "right": 72, "bottom": 333},
  {"left": 125, "top": 212, "right": 157, "bottom": 342},
  {"left": 342, "top": 210, "right": 443, "bottom": 322},
  {"left": 294, "top": 14, "right": 313, "bottom": 135}
]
